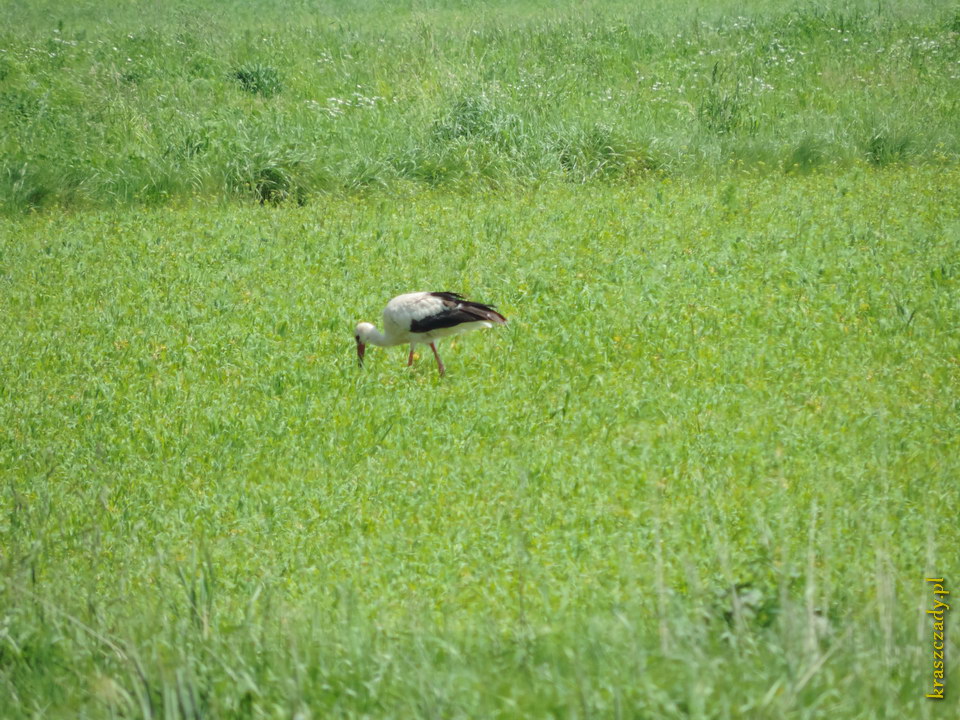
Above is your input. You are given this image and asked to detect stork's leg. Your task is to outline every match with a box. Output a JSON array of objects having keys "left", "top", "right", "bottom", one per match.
[
  {"left": 429, "top": 342, "right": 445, "bottom": 377},
  {"left": 407, "top": 344, "right": 416, "bottom": 366}
]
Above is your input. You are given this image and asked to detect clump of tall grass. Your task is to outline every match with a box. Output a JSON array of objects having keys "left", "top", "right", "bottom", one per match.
[
  {"left": 388, "top": 92, "right": 525, "bottom": 186},
  {"left": 785, "top": 135, "right": 831, "bottom": 173},
  {"left": 231, "top": 63, "right": 282, "bottom": 98},
  {"left": 1, "top": 162, "right": 56, "bottom": 211},
  {"left": 225, "top": 145, "right": 311, "bottom": 204},
  {"left": 697, "top": 63, "right": 761, "bottom": 136},
  {"left": 864, "top": 129, "right": 913, "bottom": 167},
  {"left": 430, "top": 93, "right": 523, "bottom": 148},
  {"left": 552, "top": 122, "right": 660, "bottom": 181}
]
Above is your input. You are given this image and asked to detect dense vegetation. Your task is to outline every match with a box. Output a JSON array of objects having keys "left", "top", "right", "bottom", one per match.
[
  {"left": 2, "top": 1, "right": 959, "bottom": 718},
  {"left": 1, "top": 0, "right": 959, "bottom": 210}
]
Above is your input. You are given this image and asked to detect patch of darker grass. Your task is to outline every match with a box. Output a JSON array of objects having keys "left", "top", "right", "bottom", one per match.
[
  {"left": 865, "top": 130, "right": 912, "bottom": 167},
  {"left": 552, "top": 122, "right": 661, "bottom": 182},
  {"left": 232, "top": 62, "right": 282, "bottom": 98}
]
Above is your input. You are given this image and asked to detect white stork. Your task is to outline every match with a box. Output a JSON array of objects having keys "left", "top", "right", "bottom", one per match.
[{"left": 354, "top": 292, "right": 507, "bottom": 376}]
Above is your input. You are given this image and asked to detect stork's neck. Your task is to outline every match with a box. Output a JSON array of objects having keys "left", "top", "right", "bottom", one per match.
[{"left": 362, "top": 326, "right": 393, "bottom": 347}]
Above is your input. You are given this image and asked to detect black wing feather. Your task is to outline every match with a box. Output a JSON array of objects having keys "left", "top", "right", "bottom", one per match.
[
  {"left": 410, "top": 292, "right": 507, "bottom": 333},
  {"left": 431, "top": 291, "right": 466, "bottom": 302}
]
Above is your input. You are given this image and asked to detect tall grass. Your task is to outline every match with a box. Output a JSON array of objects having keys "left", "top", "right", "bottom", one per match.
[{"left": 1, "top": 0, "right": 959, "bottom": 210}]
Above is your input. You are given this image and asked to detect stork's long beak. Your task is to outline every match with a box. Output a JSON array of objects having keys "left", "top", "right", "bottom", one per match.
[{"left": 356, "top": 339, "right": 366, "bottom": 367}]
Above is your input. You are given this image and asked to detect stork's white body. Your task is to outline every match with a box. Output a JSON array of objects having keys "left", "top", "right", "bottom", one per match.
[
  {"left": 379, "top": 292, "right": 498, "bottom": 344},
  {"left": 354, "top": 291, "right": 507, "bottom": 376}
]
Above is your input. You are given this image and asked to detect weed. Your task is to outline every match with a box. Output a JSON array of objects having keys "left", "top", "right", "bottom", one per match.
[
  {"left": 232, "top": 62, "right": 282, "bottom": 98},
  {"left": 1, "top": 162, "right": 55, "bottom": 211},
  {"left": 225, "top": 145, "right": 309, "bottom": 204},
  {"left": 786, "top": 135, "right": 830, "bottom": 173},
  {"left": 553, "top": 122, "right": 656, "bottom": 181},
  {"left": 698, "top": 63, "right": 760, "bottom": 136},
  {"left": 865, "top": 129, "right": 912, "bottom": 166}
]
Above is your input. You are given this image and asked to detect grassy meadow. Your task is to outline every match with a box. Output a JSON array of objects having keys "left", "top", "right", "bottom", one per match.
[
  {"left": 2, "top": 0, "right": 960, "bottom": 208},
  {"left": 3, "top": 1, "right": 960, "bottom": 718}
]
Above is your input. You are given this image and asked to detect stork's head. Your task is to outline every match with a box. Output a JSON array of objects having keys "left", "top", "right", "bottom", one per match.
[{"left": 354, "top": 322, "right": 375, "bottom": 366}]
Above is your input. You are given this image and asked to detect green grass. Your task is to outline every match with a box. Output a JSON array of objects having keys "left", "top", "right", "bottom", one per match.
[
  {"left": 1, "top": 0, "right": 960, "bottom": 210},
  {"left": 3, "top": 0, "right": 960, "bottom": 717},
  {"left": 3, "top": 165, "right": 959, "bottom": 717}
]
